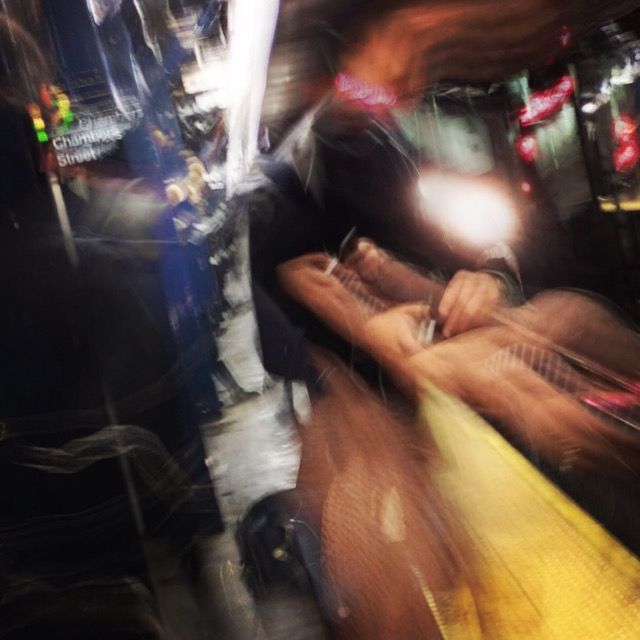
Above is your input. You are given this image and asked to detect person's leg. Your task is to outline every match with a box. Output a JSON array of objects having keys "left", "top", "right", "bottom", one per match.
[
  {"left": 252, "top": 283, "right": 320, "bottom": 415},
  {"left": 298, "top": 348, "right": 469, "bottom": 638}
]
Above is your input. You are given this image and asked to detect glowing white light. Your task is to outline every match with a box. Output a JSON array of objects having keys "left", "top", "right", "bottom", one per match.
[
  {"left": 581, "top": 101, "right": 599, "bottom": 114},
  {"left": 417, "top": 172, "right": 517, "bottom": 248},
  {"left": 610, "top": 62, "right": 639, "bottom": 86}
]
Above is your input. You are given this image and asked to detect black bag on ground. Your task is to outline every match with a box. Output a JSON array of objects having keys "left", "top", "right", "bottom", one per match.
[{"left": 235, "top": 490, "right": 320, "bottom": 598}]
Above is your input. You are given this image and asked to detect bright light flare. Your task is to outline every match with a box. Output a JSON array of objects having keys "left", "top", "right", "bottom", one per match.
[
  {"left": 581, "top": 101, "right": 599, "bottom": 114},
  {"left": 417, "top": 172, "right": 518, "bottom": 248}
]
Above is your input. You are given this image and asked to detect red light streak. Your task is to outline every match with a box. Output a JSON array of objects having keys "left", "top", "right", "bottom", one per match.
[
  {"left": 334, "top": 72, "right": 398, "bottom": 110},
  {"left": 515, "top": 134, "right": 539, "bottom": 163},
  {"left": 613, "top": 142, "right": 640, "bottom": 173},
  {"left": 518, "top": 75, "right": 575, "bottom": 127},
  {"left": 612, "top": 115, "right": 640, "bottom": 173}
]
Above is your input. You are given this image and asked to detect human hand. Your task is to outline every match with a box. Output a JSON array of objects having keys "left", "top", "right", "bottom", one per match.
[
  {"left": 344, "top": 238, "right": 388, "bottom": 284},
  {"left": 438, "top": 270, "right": 506, "bottom": 338},
  {"left": 363, "top": 303, "right": 432, "bottom": 362},
  {"left": 345, "top": 238, "right": 446, "bottom": 305}
]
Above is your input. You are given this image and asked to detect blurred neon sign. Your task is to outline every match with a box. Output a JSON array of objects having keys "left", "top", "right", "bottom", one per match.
[
  {"left": 612, "top": 114, "right": 640, "bottom": 173},
  {"left": 334, "top": 72, "right": 398, "bottom": 110},
  {"left": 40, "top": 84, "right": 74, "bottom": 133},
  {"left": 515, "top": 134, "right": 539, "bottom": 163},
  {"left": 518, "top": 75, "right": 574, "bottom": 127},
  {"left": 28, "top": 85, "right": 75, "bottom": 144},
  {"left": 27, "top": 103, "right": 49, "bottom": 143}
]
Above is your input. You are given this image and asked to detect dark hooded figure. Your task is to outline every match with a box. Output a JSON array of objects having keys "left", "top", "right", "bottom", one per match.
[{"left": 0, "top": 14, "right": 222, "bottom": 638}]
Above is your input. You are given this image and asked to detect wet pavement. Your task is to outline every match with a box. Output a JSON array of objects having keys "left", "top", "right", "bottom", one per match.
[
  {"left": 192, "top": 381, "right": 326, "bottom": 640},
  {"left": 203, "top": 383, "right": 301, "bottom": 523}
]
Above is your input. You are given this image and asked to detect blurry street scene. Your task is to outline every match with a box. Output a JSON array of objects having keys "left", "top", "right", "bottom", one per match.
[{"left": 2, "top": 1, "right": 640, "bottom": 639}]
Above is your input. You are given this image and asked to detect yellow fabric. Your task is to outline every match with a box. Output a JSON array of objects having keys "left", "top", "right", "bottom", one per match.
[{"left": 419, "top": 384, "right": 640, "bottom": 639}]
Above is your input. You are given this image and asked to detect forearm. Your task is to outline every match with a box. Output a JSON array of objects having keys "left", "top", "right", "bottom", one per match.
[
  {"left": 276, "top": 254, "right": 378, "bottom": 349},
  {"left": 369, "top": 257, "right": 445, "bottom": 305}
]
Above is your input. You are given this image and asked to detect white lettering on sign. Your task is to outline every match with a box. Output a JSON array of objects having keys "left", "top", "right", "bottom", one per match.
[{"left": 52, "top": 110, "right": 137, "bottom": 166}]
